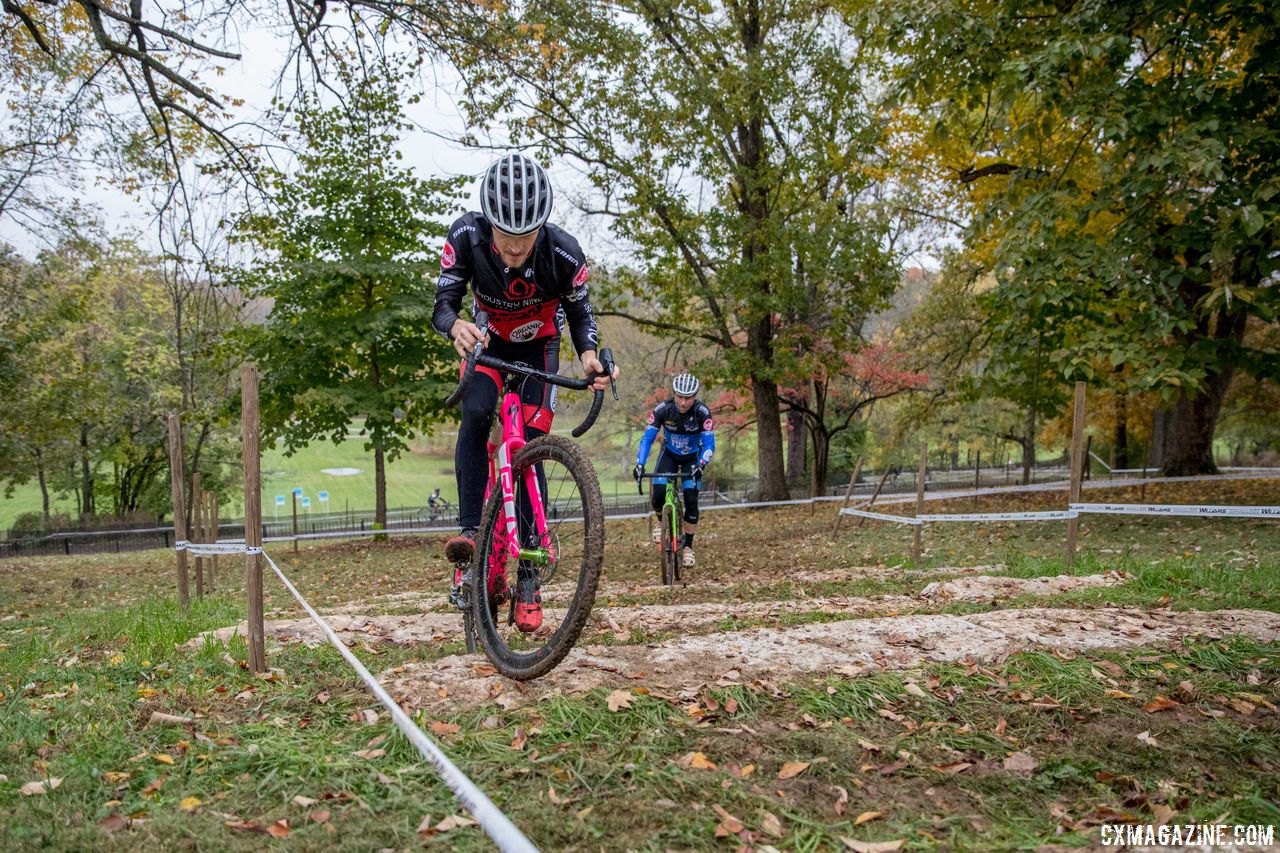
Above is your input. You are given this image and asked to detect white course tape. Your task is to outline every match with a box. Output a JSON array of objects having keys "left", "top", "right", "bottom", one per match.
[
  {"left": 1071, "top": 502, "right": 1280, "bottom": 519},
  {"left": 919, "top": 510, "right": 1079, "bottom": 523},
  {"left": 175, "top": 541, "right": 537, "bottom": 852},
  {"left": 839, "top": 508, "right": 923, "bottom": 526}
]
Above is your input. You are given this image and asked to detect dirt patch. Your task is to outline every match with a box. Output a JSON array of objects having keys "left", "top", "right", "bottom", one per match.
[
  {"left": 197, "top": 574, "right": 1129, "bottom": 650},
  {"left": 919, "top": 572, "right": 1126, "bottom": 601},
  {"left": 386, "top": 606, "right": 1280, "bottom": 715}
]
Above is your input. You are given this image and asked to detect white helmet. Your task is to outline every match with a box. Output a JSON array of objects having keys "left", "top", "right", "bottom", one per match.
[
  {"left": 479, "top": 153, "right": 553, "bottom": 236},
  {"left": 672, "top": 373, "right": 700, "bottom": 396}
]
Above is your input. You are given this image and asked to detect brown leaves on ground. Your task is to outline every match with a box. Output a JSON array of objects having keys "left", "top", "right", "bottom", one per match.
[
  {"left": 777, "top": 760, "right": 810, "bottom": 780},
  {"left": 606, "top": 689, "right": 633, "bottom": 711},
  {"left": 675, "top": 751, "right": 717, "bottom": 770}
]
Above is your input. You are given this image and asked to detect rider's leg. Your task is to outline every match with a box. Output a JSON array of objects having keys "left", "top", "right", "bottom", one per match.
[
  {"left": 651, "top": 451, "right": 678, "bottom": 542},
  {"left": 681, "top": 480, "right": 700, "bottom": 566},
  {"left": 447, "top": 370, "right": 499, "bottom": 565}
]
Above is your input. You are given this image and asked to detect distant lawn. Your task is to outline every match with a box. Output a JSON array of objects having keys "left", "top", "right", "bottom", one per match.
[{"left": 0, "top": 413, "right": 756, "bottom": 530}]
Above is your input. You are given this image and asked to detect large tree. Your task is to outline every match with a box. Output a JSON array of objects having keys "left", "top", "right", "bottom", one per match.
[
  {"left": 230, "top": 54, "right": 462, "bottom": 527},
  {"left": 438, "top": 0, "right": 908, "bottom": 500},
  {"left": 872, "top": 0, "right": 1280, "bottom": 475}
]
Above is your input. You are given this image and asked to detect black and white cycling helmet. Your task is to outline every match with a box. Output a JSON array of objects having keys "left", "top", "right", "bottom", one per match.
[
  {"left": 479, "top": 153, "right": 554, "bottom": 236},
  {"left": 672, "top": 373, "right": 700, "bottom": 396}
]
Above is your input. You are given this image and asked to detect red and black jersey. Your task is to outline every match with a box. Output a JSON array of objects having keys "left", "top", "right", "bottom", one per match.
[{"left": 431, "top": 212, "right": 598, "bottom": 355}]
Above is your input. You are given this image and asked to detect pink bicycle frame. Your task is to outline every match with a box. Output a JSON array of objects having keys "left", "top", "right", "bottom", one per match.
[{"left": 484, "top": 390, "right": 552, "bottom": 578}]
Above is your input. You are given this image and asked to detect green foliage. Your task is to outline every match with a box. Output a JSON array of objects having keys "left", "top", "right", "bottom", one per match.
[
  {"left": 870, "top": 0, "right": 1280, "bottom": 472},
  {"left": 446, "top": 0, "right": 910, "bottom": 499},
  {"left": 227, "top": 55, "right": 465, "bottom": 491}
]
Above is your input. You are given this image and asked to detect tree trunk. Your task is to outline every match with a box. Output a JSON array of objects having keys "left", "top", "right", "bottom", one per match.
[
  {"left": 375, "top": 446, "right": 387, "bottom": 527},
  {"left": 1021, "top": 406, "right": 1036, "bottom": 485},
  {"left": 80, "top": 423, "right": 94, "bottom": 517},
  {"left": 36, "top": 449, "right": 50, "bottom": 520},
  {"left": 786, "top": 408, "right": 806, "bottom": 485},
  {"left": 752, "top": 379, "right": 788, "bottom": 501},
  {"left": 810, "top": 429, "right": 830, "bottom": 498},
  {"left": 1113, "top": 382, "right": 1129, "bottom": 469},
  {"left": 1160, "top": 307, "right": 1245, "bottom": 476}
]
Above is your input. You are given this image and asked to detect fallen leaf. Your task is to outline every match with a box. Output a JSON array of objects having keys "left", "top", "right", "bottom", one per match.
[
  {"left": 20, "top": 778, "right": 62, "bottom": 796},
  {"left": 711, "top": 804, "right": 744, "bottom": 835},
  {"left": 510, "top": 728, "right": 527, "bottom": 751},
  {"left": 841, "top": 838, "right": 904, "bottom": 852},
  {"left": 1136, "top": 730, "right": 1160, "bottom": 747},
  {"left": 778, "top": 761, "right": 810, "bottom": 780},
  {"left": 429, "top": 721, "right": 460, "bottom": 736},
  {"left": 351, "top": 749, "right": 386, "bottom": 760},
  {"left": 179, "top": 796, "right": 201, "bottom": 811},
  {"left": 725, "top": 697, "right": 739, "bottom": 715},
  {"left": 146, "top": 711, "right": 194, "bottom": 727},
  {"left": 266, "top": 819, "right": 289, "bottom": 838},
  {"left": 292, "top": 795, "right": 318, "bottom": 807},
  {"left": 97, "top": 814, "right": 130, "bottom": 833},
  {"left": 606, "top": 689, "right": 633, "bottom": 712},
  {"left": 435, "top": 814, "right": 478, "bottom": 832},
  {"left": 761, "top": 810, "right": 784, "bottom": 837},
  {"left": 1003, "top": 752, "right": 1038, "bottom": 775},
  {"left": 313, "top": 690, "right": 331, "bottom": 704},
  {"left": 676, "top": 751, "right": 717, "bottom": 770},
  {"left": 1142, "top": 695, "right": 1180, "bottom": 713},
  {"left": 140, "top": 777, "right": 164, "bottom": 797},
  {"left": 833, "top": 785, "right": 849, "bottom": 816},
  {"left": 903, "top": 682, "right": 928, "bottom": 699},
  {"left": 1151, "top": 802, "right": 1176, "bottom": 827},
  {"left": 153, "top": 754, "right": 175, "bottom": 765},
  {"left": 854, "top": 810, "right": 884, "bottom": 825},
  {"left": 931, "top": 761, "right": 973, "bottom": 775}
]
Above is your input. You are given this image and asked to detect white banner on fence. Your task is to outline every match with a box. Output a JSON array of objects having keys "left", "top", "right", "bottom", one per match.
[
  {"left": 838, "top": 508, "right": 923, "bottom": 526},
  {"left": 919, "top": 510, "right": 1079, "bottom": 523},
  {"left": 1071, "top": 502, "right": 1280, "bottom": 519}
]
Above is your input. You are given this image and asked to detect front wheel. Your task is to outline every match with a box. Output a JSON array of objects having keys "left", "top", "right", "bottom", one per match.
[
  {"left": 660, "top": 504, "right": 678, "bottom": 586},
  {"left": 471, "top": 435, "right": 605, "bottom": 680}
]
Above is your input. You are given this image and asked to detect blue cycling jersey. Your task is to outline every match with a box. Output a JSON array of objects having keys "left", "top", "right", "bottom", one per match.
[{"left": 637, "top": 399, "right": 715, "bottom": 467}]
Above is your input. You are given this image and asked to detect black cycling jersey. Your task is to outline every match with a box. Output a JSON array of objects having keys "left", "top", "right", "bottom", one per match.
[{"left": 432, "top": 211, "right": 598, "bottom": 354}]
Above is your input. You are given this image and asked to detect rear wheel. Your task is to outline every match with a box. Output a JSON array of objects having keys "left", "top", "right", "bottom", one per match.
[
  {"left": 471, "top": 435, "right": 604, "bottom": 680},
  {"left": 660, "top": 504, "right": 678, "bottom": 586}
]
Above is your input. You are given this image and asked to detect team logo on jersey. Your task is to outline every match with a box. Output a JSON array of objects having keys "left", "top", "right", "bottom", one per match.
[
  {"left": 441, "top": 241, "right": 456, "bottom": 269},
  {"left": 704, "top": 418, "right": 714, "bottom": 431},
  {"left": 647, "top": 411, "right": 656, "bottom": 425},
  {"left": 572, "top": 263, "right": 589, "bottom": 287},
  {"left": 506, "top": 277, "right": 536, "bottom": 300},
  {"left": 509, "top": 320, "right": 544, "bottom": 342}
]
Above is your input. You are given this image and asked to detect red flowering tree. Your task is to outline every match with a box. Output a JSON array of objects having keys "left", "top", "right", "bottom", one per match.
[{"left": 779, "top": 341, "right": 929, "bottom": 495}]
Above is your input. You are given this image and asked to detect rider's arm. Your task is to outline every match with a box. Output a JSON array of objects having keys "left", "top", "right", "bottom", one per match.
[
  {"left": 431, "top": 218, "right": 475, "bottom": 343},
  {"left": 697, "top": 403, "right": 716, "bottom": 467},
  {"left": 636, "top": 405, "right": 664, "bottom": 466}
]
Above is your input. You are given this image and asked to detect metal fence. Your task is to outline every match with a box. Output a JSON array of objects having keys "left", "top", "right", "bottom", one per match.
[{"left": 0, "top": 462, "right": 1081, "bottom": 559}]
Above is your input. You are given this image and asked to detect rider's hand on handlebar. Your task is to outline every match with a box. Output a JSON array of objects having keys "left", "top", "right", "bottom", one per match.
[
  {"left": 580, "top": 350, "right": 619, "bottom": 392},
  {"left": 632, "top": 463, "right": 644, "bottom": 482},
  {"left": 449, "top": 319, "right": 489, "bottom": 358},
  {"left": 692, "top": 465, "right": 704, "bottom": 482}
]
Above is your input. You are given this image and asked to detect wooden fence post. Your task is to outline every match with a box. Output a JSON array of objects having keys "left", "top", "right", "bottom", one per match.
[
  {"left": 912, "top": 443, "right": 927, "bottom": 564},
  {"left": 192, "top": 473, "right": 204, "bottom": 600},
  {"left": 166, "top": 414, "right": 190, "bottom": 611},
  {"left": 1066, "top": 381, "right": 1087, "bottom": 568},
  {"left": 831, "top": 455, "right": 864, "bottom": 535},
  {"left": 207, "top": 491, "right": 218, "bottom": 593},
  {"left": 242, "top": 365, "right": 266, "bottom": 673}
]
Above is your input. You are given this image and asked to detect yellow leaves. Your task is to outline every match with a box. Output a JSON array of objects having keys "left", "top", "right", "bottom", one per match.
[
  {"left": 777, "top": 760, "right": 809, "bottom": 780},
  {"left": 153, "top": 753, "right": 175, "bottom": 765},
  {"left": 675, "top": 751, "right": 717, "bottom": 770},
  {"left": 179, "top": 796, "right": 201, "bottom": 811}
]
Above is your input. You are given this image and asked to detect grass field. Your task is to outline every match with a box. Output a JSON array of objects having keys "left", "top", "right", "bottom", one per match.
[{"left": 2, "top": 477, "right": 1277, "bottom": 850}]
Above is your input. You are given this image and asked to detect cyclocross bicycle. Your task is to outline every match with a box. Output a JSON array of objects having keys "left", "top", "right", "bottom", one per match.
[
  {"left": 636, "top": 464, "right": 697, "bottom": 586},
  {"left": 445, "top": 314, "right": 617, "bottom": 680}
]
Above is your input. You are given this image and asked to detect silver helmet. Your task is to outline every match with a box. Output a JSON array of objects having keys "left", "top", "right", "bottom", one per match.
[
  {"left": 479, "top": 153, "right": 554, "bottom": 236},
  {"left": 672, "top": 373, "right": 700, "bottom": 396}
]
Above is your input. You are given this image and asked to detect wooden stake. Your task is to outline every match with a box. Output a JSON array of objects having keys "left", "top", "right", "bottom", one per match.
[
  {"left": 207, "top": 491, "right": 218, "bottom": 593},
  {"left": 1066, "top": 381, "right": 1087, "bottom": 568},
  {"left": 192, "top": 473, "right": 204, "bottom": 600},
  {"left": 912, "top": 443, "right": 927, "bottom": 564},
  {"left": 831, "top": 455, "right": 864, "bottom": 535},
  {"left": 166, "top": 414, "right": 190, "bottom": 611},
  {"left": 854, "top": 463, "right": 895, "bottom": 529},
  {"left": 242, "top": 365, "right": 266, "bottom": 673}
]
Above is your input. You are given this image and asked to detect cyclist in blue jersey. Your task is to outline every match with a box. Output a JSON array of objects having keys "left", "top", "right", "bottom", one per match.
[{"left": 632, "top": 373, "right": 715, "bottom": 568}]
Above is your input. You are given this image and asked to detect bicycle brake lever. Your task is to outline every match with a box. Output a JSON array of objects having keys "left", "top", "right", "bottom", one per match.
[{"left": 599, "top": 347, "right": 617, "bottom": 400}]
